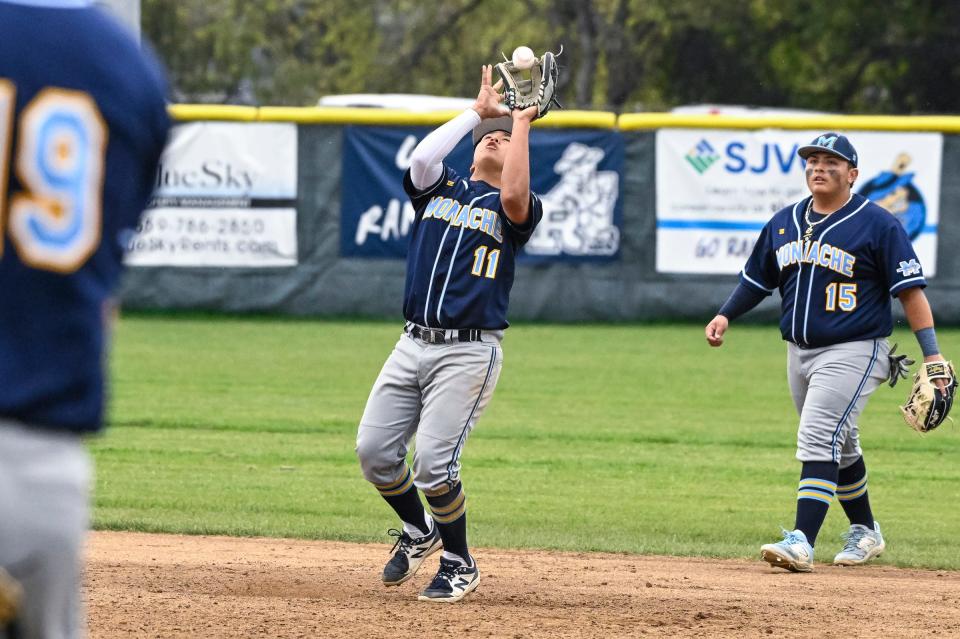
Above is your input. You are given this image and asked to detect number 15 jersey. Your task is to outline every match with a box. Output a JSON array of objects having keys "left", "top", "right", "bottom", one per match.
[
  {"left": 402, "top": 164, "right": 543, "bottom": 330},
  {"left": 740, "top": 193, "right": 926, "bottom": 348}
]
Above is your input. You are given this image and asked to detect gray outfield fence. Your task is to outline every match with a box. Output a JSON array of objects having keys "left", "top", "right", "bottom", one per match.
[{"left": 120, "top": 107, "right": 960, "bottom": 324}]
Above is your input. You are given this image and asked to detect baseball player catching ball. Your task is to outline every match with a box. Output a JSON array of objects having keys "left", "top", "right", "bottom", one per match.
[
  {"left": 355, "top": 65, "right": 543, "bottom": 602},
  {"left": 704, "top": 133, "right": 950, "bottom": 571},
  {"left": 0, "top": 1, "right": 170, "bottom": 635}
]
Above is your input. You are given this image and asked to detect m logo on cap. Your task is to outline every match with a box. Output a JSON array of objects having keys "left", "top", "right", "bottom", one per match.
[
  {"left": 798, "top": 132, "right": 858, "bottom": 167},
  {"left": 816, "top": 135, "right": 838, "bottom": 149}
]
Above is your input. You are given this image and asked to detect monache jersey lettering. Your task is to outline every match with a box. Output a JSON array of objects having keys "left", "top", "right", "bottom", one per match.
[
  {"left": 775, "top": 240, "right": 856, "bottom": 277},
  {"left": 420, "top": 196, "right": 504, "bottom": 243}
]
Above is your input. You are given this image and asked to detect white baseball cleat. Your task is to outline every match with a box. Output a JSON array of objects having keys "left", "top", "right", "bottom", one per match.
[
  {"left": 834, "top": 521, "right": 885, "bottom": 566},
  {"left": 418, "top": 558, "right": 480, "bottom": 602},
  {"left": 382, "top": 526, "right": 442, "bottom": 586},
  {"left": 761, "top": 528, "right": 815, "bottom": 572}
]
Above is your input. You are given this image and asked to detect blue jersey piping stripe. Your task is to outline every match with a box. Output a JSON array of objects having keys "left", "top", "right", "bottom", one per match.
[
  {"left": 436, "top": 226, "right": 468, "bottom": 326},
  {"left": 741, "top": 270, "right": 775, "bottom": 293},
  {"left": 800, "top": 194, "right": 858, "bottom": 344},
  {"left": 423, "top": 223, "right": 454, "bottom": 329},
  {"left": 418, "top": 166, "right": 452, "bottom": 329},
  {"left": 434, "top": 191, "right": 498, "bottom": 325},
  {"left": 446, "top": 345, "right": 498, "bottom": 483},
  {"left": 801, "top": 197, "right": 868, "bottom": 345},
  {"left": 830, "top": 340, "right": 879, "bottom": 462},
  {"left": 890, "top": 276, "right": 926, "bottom": 294},
  {"left": 790, "top": 200, "right": 804, "bottom": 344}
]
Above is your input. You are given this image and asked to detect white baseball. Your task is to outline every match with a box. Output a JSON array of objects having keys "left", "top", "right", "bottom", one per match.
[{"left": 511, "top": 46, "right": 536, "bottom": 69}]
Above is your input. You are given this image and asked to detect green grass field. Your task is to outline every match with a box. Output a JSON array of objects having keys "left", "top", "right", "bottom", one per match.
[{"left": 92, "top": 315, "right": 960, "bottom": 569}]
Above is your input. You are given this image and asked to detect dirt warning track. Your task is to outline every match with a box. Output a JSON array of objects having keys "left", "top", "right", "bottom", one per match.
[{"left": 84, "top": 531, "right": 960, "bottom": 638}]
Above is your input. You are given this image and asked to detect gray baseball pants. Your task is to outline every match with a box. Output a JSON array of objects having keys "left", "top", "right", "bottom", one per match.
[
  {"left": 356, "top": 329, "right": 503, "bottom": 493},
  {"left": 788, "top": 338, "right": 891, "bottom": 468},
  {"left": 0, "top": 420, "right": 90, "bottom": 639}
]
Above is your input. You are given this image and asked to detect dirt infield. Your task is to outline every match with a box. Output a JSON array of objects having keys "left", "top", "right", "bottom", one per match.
[{"left": 85, "top": 531, "right": 960, "bottom": 638}]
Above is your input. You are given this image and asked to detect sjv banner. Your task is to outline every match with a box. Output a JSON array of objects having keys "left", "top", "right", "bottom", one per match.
[
  {"left": 341, "top": 124, "right": 624, "bottom": 262},
  {"left": 656, "top": 129, "right": 942, "bottom": 275}
]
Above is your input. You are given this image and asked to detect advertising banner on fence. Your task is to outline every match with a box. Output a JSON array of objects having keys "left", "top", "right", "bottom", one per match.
[
  {"left": 125, "top": 122, "right": 298, "bottom": 267},
  {"left": 341, "top": 125, "right": 623, "bottom": 262},
  {"left": 656, "top": 129, "right": 942, "bottom": 275}
]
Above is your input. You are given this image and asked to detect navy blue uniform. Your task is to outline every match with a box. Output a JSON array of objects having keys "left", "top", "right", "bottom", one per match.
[
  {"left": 359, "top": 109, "right": 541, "bottom": 601},
  {"left": 402, "top": 164, "right": 543, "bottom": 330},
  {"left": 740, "top": 194, "right": 925, "bottom": 348},
  {"left": 0, "top": 1, "right": 171, "bottom": 432},
  {"left": 722, "top": 133, "right": 930, "bottom": 571}
]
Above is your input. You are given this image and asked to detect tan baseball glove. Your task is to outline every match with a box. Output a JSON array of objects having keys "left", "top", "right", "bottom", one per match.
[
  {"left": 495, "top": 48, "right": 562, "bottom": 119},
  {"left": 900, "top": 360, "right": 958, "bottom": 432}
]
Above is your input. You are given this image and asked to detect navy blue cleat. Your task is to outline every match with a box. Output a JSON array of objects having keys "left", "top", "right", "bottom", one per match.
[
  {"left": 418, "top": 557, "right": 480, "bottom": 602},
  {"left": 382, "top": 526, "right": 442, "bottom": 586}
]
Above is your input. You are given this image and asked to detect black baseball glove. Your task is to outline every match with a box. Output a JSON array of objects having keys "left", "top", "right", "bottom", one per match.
[
  {"left": 495, "top": 48, "right": 562, "bottom": 119},
  {"left": 887, "top": 343, "right": 915, "bottom": 387}
]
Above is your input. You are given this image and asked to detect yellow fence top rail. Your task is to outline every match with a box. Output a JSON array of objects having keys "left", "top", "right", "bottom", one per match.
[
  {"left": 618, "top": 113, "right": 960, "bottom": 133},
  {"left": 167, "top": 104, "right": 960, "bottom": 133},
  {"left": 167, "top": 104, "right": 259, "bottom": 122},
  {"left": 168, "top": 104, "right": 616, "bottom": 128}
]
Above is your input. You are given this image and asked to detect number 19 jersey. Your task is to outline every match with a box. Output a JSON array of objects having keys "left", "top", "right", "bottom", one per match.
[
  {"left": 402, "top": 165, "right": 543, "bottom": 330},
  {"left": 0, "top": 1, "right": 170, "bottom": 432}
]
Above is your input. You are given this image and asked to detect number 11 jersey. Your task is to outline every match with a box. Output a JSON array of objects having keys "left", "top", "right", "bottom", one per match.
[{"left": 401, "top": 165, "right": 542, "bottom": 330}]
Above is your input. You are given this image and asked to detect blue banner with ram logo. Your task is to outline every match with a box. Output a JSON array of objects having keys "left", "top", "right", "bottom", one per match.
[{"left": 340, "top": 124, "right": 624, "bottom": 261}]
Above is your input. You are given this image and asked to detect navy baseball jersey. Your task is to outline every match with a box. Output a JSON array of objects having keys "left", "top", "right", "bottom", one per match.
[
  {"left": 0, "top": 0, "right": 170, "bottom": 432},
  {"left": 402, "top": 164, "right": 543, "bottom": 330},
  {"left": 741, "top": 193, "right": 925, "bottom": 348}
]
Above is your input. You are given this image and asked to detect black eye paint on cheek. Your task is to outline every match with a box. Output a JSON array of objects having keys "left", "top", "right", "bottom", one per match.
[
  {"left": 805, "top": 168, "right": 814, "bottom": 179},
  {"left": 826, "top": 169, "right": 840, "bottom": 179}
]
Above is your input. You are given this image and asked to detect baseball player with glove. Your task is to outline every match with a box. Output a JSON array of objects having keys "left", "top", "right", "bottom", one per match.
[
  {"left": 0, "top": 1, "right": 170, "bottom": 635},
  {"left": 704, "top": 133, "right": 953, "bottom": 572},
  {"left": 356, "top": 62, "right": 550, "bottom": 602}
]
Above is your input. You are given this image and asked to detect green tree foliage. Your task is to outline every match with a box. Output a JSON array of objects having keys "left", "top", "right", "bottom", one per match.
[
  {"left": 142, "top": 0, "right": 379, "bottom": 104},
  {"left": 142, "top": 0, "right": 960, "bottom": 114}
]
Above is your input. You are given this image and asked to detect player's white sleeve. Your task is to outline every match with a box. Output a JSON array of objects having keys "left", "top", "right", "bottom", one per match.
[{"left": 409, "top": 108, "right": 481, "bottom": 190}]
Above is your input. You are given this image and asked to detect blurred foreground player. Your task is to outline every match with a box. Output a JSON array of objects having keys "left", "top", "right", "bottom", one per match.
[{"left": 0, "top": 1, "right": 170, "bottom": 635}]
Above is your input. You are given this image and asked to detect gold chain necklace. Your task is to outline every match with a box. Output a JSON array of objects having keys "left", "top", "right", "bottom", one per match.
[
  {"left": 802, "top": 194, "right": 853, "bottom": 242},
  {"left": 802, "top": 199, "right": 827, "bottom": 242}
]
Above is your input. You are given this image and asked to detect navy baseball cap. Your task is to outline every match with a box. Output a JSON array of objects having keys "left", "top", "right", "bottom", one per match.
[
  {"left": 797, "top": 132, "right": 858, "bottom": 167},
  {"left": 472, "top": 116, "right": 513, "bottom": 147}
]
